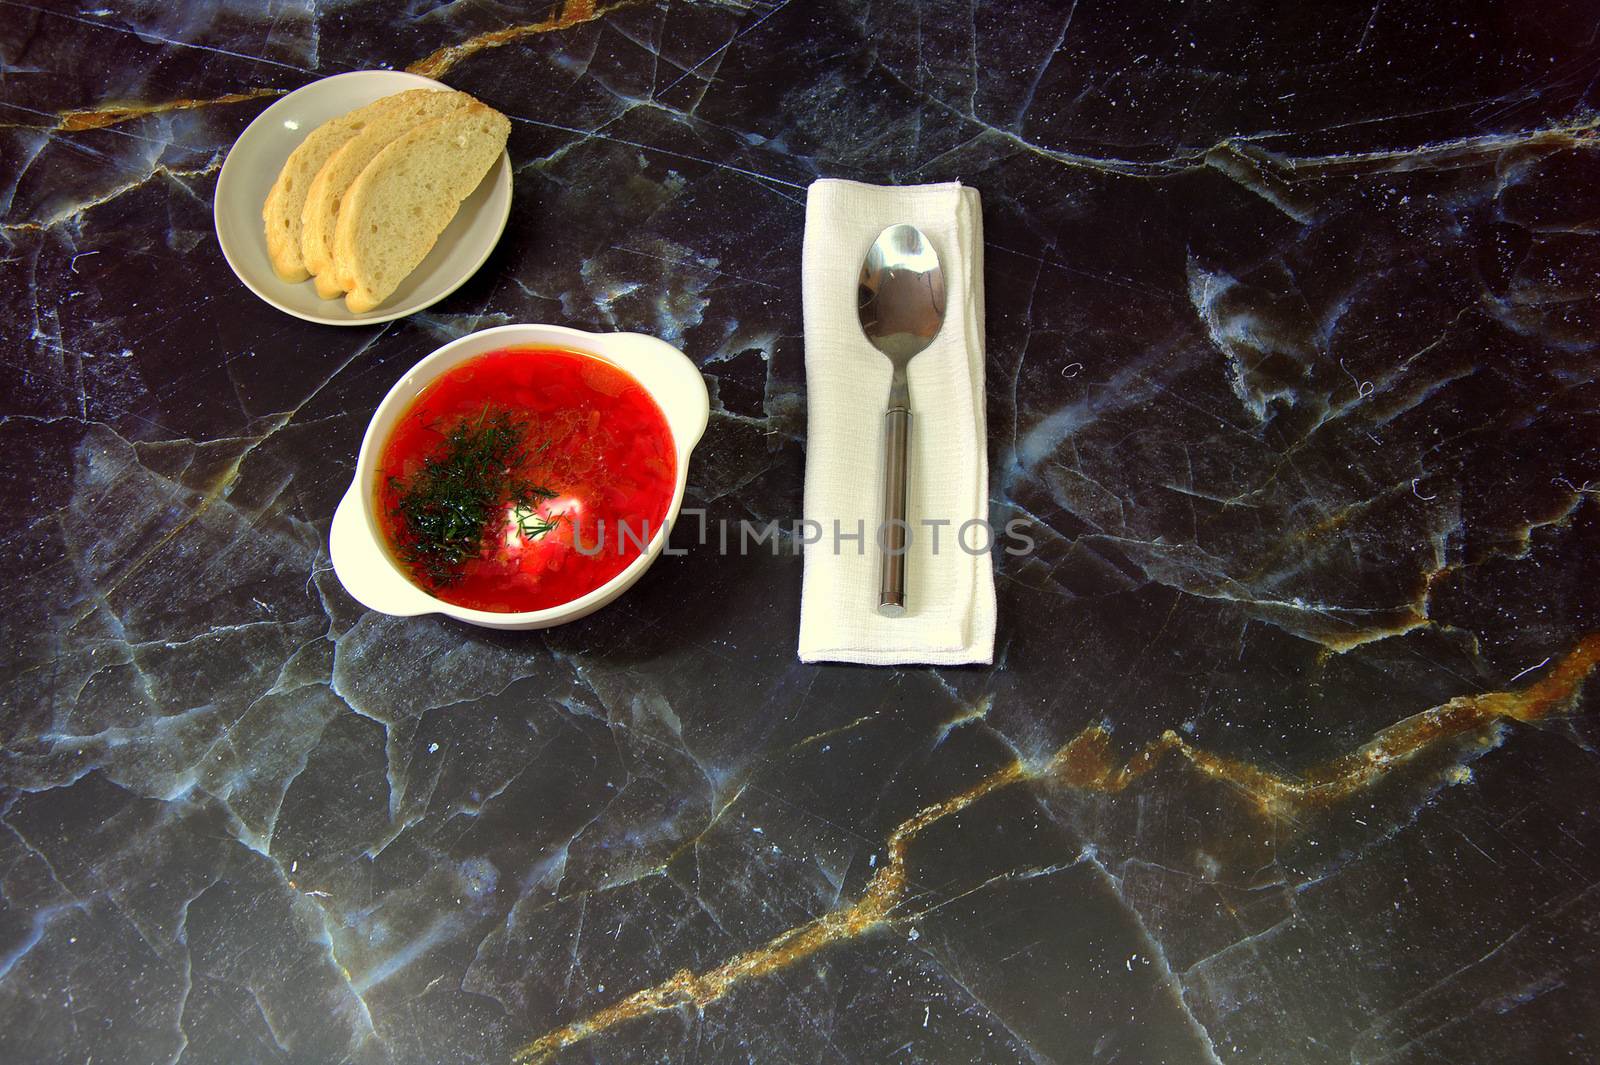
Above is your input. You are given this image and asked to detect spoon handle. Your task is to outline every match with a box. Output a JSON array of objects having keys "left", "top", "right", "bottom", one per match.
[{"left": 878, "top": 405, "right": 910, "bottom": 617}]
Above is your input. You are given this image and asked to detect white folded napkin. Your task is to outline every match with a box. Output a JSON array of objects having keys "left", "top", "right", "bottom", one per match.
[{"left": 798, "top": 179, "right": 996, "bottom": 666}]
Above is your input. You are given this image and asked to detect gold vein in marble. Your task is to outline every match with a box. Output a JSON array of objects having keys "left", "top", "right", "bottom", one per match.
[
  {"left": 511, "top": 764, "right": 1024, "bottom": 1064},
  {"left": 58, "top": 87, "right": 285, "bottom": 132},
  {"left": 512, "top": 633, "right": 1600, "bottom": 1063},
  {"left": 52, "top": 0, "right": 624, "bottom": 133},
  {"left": 1058, "top": 635, "right": 1599, "bottom": 820},
  {"left": 407, "top": 0, "right": 633, "bottom": 79}
]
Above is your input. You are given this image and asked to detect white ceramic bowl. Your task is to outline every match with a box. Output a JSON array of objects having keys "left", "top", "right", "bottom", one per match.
[
  {"left": 330, "top": 324, "right": 709, "bottom": 629},
  {"left": 214, "top": 70, "right": 513, "bottom": 326}
]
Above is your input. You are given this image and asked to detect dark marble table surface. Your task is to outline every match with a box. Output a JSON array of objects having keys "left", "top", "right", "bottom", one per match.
[{"left": 5, "top": 1, "right": 1600, "bottom": 1062}]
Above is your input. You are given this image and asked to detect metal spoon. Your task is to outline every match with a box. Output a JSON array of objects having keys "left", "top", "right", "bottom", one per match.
[{"left": 858, "top": 224, "right": 946, "bottom": 617}]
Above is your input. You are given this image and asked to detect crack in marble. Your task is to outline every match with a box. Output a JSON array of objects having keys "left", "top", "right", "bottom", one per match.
[
  {"left": 291, "top": 893, "right": 388, "bottom": 1053},
  {"left": 247, "top": 985, "right": 291, "bottom": 1053},
  {"left": 888, "top": 51, "right": 1600, "bottom": 183},
  {"left": 68, "top": 326, "right": 390, "bottom": 626},
  {"left": 932, "top": 695, "right": 992, "bottom": 748},
  {"left": 1011, "top": 0, "right": 1080, "bottom": 131},
  {"left": 406, "top": 0, "right": 634, "bottom": 79},
  {"left": 1081, "top": 851, "right": 1227, "bottom": 1065},
  {"left": 901, "top": 945, "right": 1055, "bottom": 1065},
  {"left": 165, "top": 917, "right": 194, "bottom": 1065},
  {"left": 0, "top": 900, "right": 88, "bottom": 983},
  {"left": 511, "top": 635, "right": 1599, "bottom": 1061},
  {"left": 1, "top": 158, "right": 221, "bottom": 232},
  {"left": 1350, "top": 879, "right": 1600, "bottom": 1064},
  {"left": 507, "top": 111, "right": 810, "bottom": 191},
  {"left": 454, "top": 699, "right": 901, "bottom": 951},
  {"left": 54, "top": 88, "right": 287, "bottom": 132},
  {"left": 1081, "top": 531, "right": 1439, "bottom": 654},
  {"left": 1203, "top": 142, "right": 1316, "bottom": 224},
  {"left": 0, "top": 2, "right": 314, "bottom": 73},
  {"left": 646, "top": 0, "right": 794, "bottom": 107},
  {"left": 898, "top": 857, "right": 1089, "bottom": 928},
  {"left": 1269, "top": 115, "right": 1599, "bottom": 176},
  {"left": 1180, "top": 910, "right": 1301, "bottom": 978}
]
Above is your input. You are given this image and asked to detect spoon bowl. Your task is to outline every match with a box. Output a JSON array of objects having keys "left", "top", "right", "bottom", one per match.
[{"left": 858, "top": 224, "right": 947, "bottom": 616}]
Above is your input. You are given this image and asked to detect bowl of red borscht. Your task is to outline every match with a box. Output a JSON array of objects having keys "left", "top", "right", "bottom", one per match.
[{"left": 330, "top": 324, "right": 709, "bottom": 628}]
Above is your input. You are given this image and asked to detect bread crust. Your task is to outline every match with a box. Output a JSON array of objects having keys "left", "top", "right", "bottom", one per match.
[
  {"left": 298, "top": 89, "right": 472, "bottom": 299},
  {"left": 261, "top": 93, "right": 416, "bottom": 283},
  {"left": 332, "top": 102, "right": 510, "bottom": 313}
]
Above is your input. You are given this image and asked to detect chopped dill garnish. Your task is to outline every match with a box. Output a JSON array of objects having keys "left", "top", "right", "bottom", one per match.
[{"left": 388, "top": 406, "right": 557, "bottom": 587}]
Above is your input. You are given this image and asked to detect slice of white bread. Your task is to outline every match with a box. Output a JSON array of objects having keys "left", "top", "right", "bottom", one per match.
[
  {"left": 299, "top": 88, "right": 474, "bottom": 299},
  {"left": 262, "top": 93, "right": 418, "bottom": 283},
  {"left": 332, "top": 101, "right": 510, "bottom": 313}
]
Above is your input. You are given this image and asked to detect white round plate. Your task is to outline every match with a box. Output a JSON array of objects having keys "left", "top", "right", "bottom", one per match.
[{"left": 214, "top": 70, "right": 513, "bottom": 327}]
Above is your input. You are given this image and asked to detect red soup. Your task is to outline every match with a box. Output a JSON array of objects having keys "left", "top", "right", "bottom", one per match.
[{"left": 375, "top": 346, "right": 677, "bottom": 612}]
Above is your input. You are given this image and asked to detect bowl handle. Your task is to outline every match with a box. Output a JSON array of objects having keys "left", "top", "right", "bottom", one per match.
[
  {"left": 330, "top": 482, "right": 433, "bottom": 617},
  {"left": 615, "top": 332, "right": 710, "bottom": 448}
]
